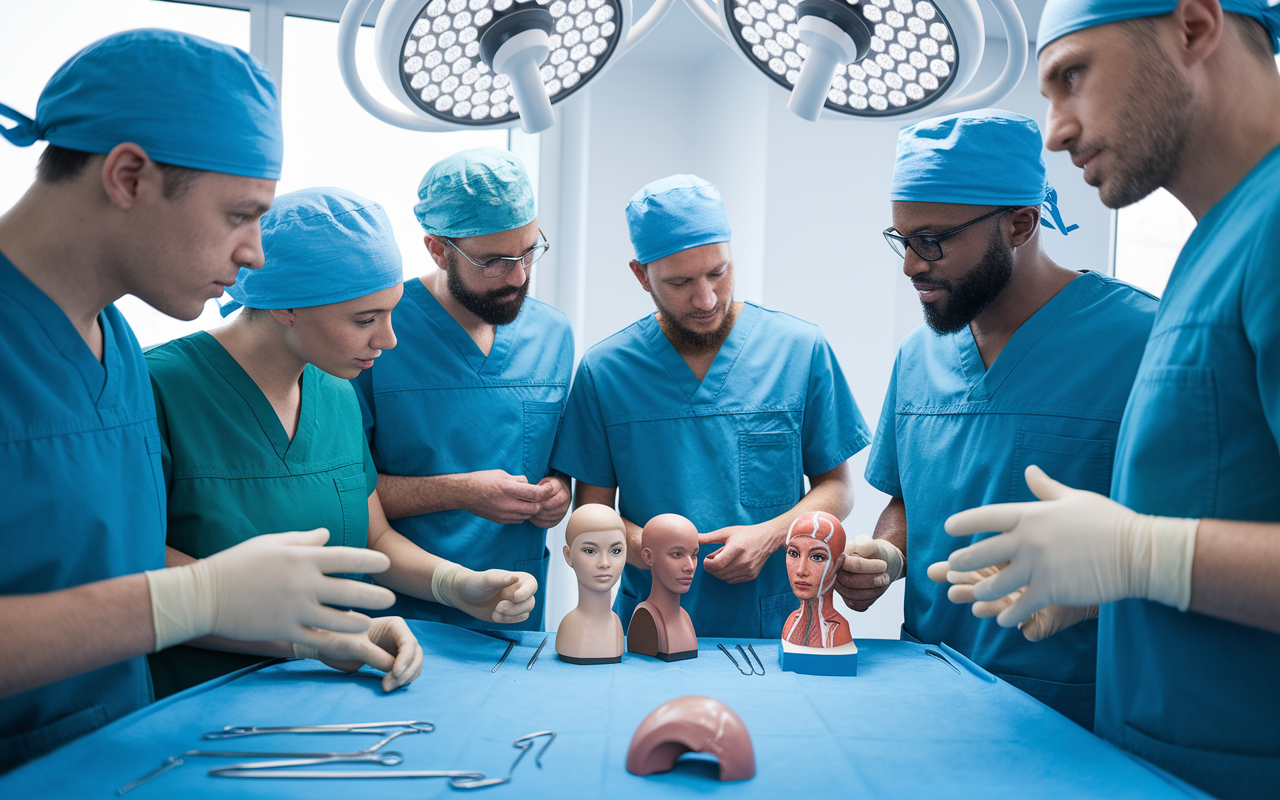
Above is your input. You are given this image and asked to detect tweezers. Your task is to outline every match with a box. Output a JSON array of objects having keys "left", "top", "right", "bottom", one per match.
[
  {"left": 717, "top": 643, "right": 752, "bottom": 675},
  {"left": 739, "top": 644, "right": 766, "bottom": 675},
  {"left": 526, "top": 636, "right": 548, "bottom": 669},
  {"left": 475, "top": 629, "right": 518, "bottom": 673}
]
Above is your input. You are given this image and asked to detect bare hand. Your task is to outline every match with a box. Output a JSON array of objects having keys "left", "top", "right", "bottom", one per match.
[
  {"left": 699, "top": 525, "right": 777, "bottom": 584},
  {"left": 454, "top": 570, "right": 539, "bottom": 624},
  {"left": 463, "top": 470, "right": 554, "bottom": 525},
  {"left": 528, "top": 475, "right": 571, "bottom": 529},
  {"left": 296, "top": 616, "right": 423, "bottom": 692},
  {"left": 836, "top": 536, "right": 893, "bottom": 612},
  {"left": 927, "top": 561, "right": 1098, "bottom": 642}
]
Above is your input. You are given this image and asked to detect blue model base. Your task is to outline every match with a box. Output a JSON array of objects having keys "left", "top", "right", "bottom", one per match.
[{"left": 779, "top": 639, "right": 859, "bottom": 676}]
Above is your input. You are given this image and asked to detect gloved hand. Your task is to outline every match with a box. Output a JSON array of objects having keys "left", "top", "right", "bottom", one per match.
[
  {"left": 926, "top": 561, "right": 1098, "bottom": 641},
  {"left": 293, "top": 616, "right": 423, "bottom": 692},
  {"left": 835, "top": 535, "right": 905, "bottom": 611},
  {"left": 936, "top": 465, "right": 1199, "bottom": 629},
  {"left": 146, "top": 529, "right": 395, "bottom": 651},
  {"left": 431, "top": 561, "right": 538, "bottom": 624}
]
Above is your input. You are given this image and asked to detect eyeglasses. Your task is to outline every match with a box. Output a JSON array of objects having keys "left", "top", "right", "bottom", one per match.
[
  {"left": 444, "top": 230, "right": 550, "bottom": 278},
  {"left": 883, "top": 207, "right": 1013, "bottom": 263}
]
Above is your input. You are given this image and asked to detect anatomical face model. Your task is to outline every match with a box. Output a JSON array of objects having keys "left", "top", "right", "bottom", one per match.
[
  {"left": 627, "top": 513, "right": 698, "bottom": 661},
  {"left": 556, "top": 504, "right": 627, "bottom": 664},
  {"left": 782, "top": 511, "right": 852, "bottom": 648}
]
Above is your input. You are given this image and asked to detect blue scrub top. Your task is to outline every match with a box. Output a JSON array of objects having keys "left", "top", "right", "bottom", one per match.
[
  {"left": 1100, "top": 145, "right": 1280, "bottom": 800},
  {"left": 353, "top": 279, "right": 574, "bottom": 630},
  {"left": 550, "top": 302, "right": 870, "bottom": 639},
  {"left": 866, "top": 271, "right": 1156, "bottom": 729},
  {"left": 0, "top": 254, "right": 164, "bottom": 771}
]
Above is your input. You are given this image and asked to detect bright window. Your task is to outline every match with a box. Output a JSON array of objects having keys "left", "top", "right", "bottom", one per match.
[{"left": 1113, "top": 188, "right": 1196, "bottom": 299}]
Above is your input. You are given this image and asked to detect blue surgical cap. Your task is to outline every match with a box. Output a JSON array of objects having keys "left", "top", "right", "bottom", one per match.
[
  {"left": 891, "top": 110, "right": 1078, "bottom": 235},
  {"left": 0, "top": 29, "right": 283, "bottom": 180},
  {"left": 220, "top": 188, "right": 404, "bottom": 317},
  {"left": 1038, "top": 0, "right": 1280, "bottom": 55},
  {"left": 415, "top": 147, "right": 536, "bottom": 238},
  {"left": 626, "top": 175, "right": 733, "bottom": 264}
]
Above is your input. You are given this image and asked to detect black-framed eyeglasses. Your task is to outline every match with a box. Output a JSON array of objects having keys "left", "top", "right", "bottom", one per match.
[
  {"left": 883, "top": 207, "right": 1014, "bottom": 263},
  {"left": 444, "top": 229, "right": 550, "bottom": 278}
]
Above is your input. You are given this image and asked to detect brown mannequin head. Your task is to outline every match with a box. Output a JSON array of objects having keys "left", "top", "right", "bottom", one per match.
[
  {"left": 785, "top": 511, "right": 847, "bottom": 601},
  {"left": 563, "top": 504, "right": 627, "bottom": 594},
  {"left": 640, "top": 514, "right": 698, "bottom": 595}
]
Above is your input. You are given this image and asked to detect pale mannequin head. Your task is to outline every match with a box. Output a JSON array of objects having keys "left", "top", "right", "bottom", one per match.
[
  {"left": 563, "top": 504, "right": 627, "bottom": 594},
  {"left": 641, "top": 514, "right": 699, "bottom": 595},
  {"left": 242, "top": 283, "right": 402, "bottom": 380},
  {"left": 785, "top": 512, "right": 847, "bottom": 601}
]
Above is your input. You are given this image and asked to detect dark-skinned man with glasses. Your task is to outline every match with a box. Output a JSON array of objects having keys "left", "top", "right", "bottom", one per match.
[
  {"left": 837, "top": 110, "right": 1156, "bottom": 729},
  {"left": 352, "top": 148, "right": 573, "bottom": 630}
]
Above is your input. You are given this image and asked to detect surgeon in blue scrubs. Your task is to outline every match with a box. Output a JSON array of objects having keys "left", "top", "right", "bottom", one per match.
[
  {"left": 551, "top": 175, "right": 870, "bottom": 639},
  {"left": 844, "top": 110, "right": 1156, "bottom": 729},
  {"left": 0, "top": 31, "right": 395, "bottom": 770},
  {"left": 935, "top": 2, "right": 1280, "bottom": 797},
  {"left": 355, "top": 148, "right": 573, "bottom": 630}
]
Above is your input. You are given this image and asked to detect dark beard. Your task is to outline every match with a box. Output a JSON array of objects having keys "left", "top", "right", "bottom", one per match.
[
  {"left": 653, "top": 294, "right": 738, "bottom": 350},
  {"left": 1092, "top": 48, "right": 1193, "bottom": 209},
  {"left": 920, "top": 229, "right": 1014, "bottom": 335},
  {"left": 446, "top": 250, "right": 529, "bottom": 326}
]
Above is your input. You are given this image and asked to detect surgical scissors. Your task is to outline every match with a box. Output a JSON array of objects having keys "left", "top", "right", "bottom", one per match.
[
  {"left": 118, "top": 722, "right": 434, "bottom": 794},
  {"left": 451, "top": 730, "right": 556, "bottom": 790}
]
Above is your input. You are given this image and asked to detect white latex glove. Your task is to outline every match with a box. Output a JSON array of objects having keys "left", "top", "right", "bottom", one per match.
[
  {"left": 926, "top": 561, "right": 1098, "bottom": 642},
  {"left": 431, "top": 561, "right": 538, "bottom": 624},
  {"left": 146, "top": 529, "right": 395, "bottom": 651},
  {"left": 845, "top": 535, "right": 906, "bottom": 582},
  {"left": 293, "top": 616, "right": 423, "bottom": 692},
  {"left": 937, "top": 466, "right": 1199, "bottom": 629}
]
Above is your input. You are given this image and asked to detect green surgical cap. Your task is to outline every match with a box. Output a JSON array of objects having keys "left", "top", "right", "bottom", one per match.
[{"left": 414, "top": 147, "right": 536, "bottom": 238}]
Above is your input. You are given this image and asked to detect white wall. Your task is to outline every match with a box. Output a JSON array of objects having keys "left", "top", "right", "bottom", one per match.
[{"left": 536, "top": 1, "right": 1114, "bottom": 638}]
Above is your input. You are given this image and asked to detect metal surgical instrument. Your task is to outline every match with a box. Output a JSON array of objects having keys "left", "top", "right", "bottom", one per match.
[
  {"left": 718, "top": 643, "right": 752, "bottom": 675},
  {"left": 925, "top": 649, "right": 961, "bottom": 674},
  {"left": 451, "top": 730, "right": 556, "bottom": 790},
  {"left": 118, "top": 722, "right": 434, "bottom": 794},
  {"left": 739, "top": 644, "right": 766, "bottom": 675},
  {"left": 526, "top": 636, "right": 548, "bottom": 670}
]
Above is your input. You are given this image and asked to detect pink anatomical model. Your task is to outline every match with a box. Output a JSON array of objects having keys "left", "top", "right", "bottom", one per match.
[{"left": 782, "top": 511, "right": 852, "bottom": 648}]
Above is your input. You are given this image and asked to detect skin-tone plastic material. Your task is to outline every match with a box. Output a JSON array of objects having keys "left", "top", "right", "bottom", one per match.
[
  {"left": 625, "top": 695, "right": 754, "bottom": 781},
  {"left": 556, "top": 504, "right": 627, "bottom": 664},
  {"left": 627, "top": 514, "right": 699, "bottom": 661},
  {"left": 782, "top": 511, "right": 852, "bottom": 648}
]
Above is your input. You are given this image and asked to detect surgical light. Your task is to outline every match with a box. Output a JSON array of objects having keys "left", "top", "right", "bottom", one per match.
[
  {"left": 683, "top": 0, "right": 1027, "bottom": 121},
  {"left": 339, "top": 0, "right": 673, "bottom": 134}
]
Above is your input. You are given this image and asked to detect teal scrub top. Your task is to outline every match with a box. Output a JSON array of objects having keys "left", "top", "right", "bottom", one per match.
[
  {"left": 145, "top": 331, "right": 377, "bottom": 696},
  {"left": 1100, "top": 145, "right": 1280, "bottom": 800},
  {"left": 353, "top": 280, "right": 574, "bottom": 631},
  {"left": 865, "top": 271, "right": 1156, "bottom": 729},
  {"left": 550, "top": 302, "right": 871, "bottom": 639},
  {"left": 0, "top": 254, "right": 164, "bottom": 771}
]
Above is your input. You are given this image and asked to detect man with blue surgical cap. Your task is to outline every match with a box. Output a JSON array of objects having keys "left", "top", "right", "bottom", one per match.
[
  {"left": 550, "top": 175, "right": 870, "bottom": 639},
  {"left": 354, "top": 148, "right": 573, "bottom": 630},
  {"left": 0, "top": 31, "right": 396, "bottom": 768},
  {"left": 846, "top": 110, "right": 1156, "bottom": 728},
  {"left": 934, "top": 2, "right": 1280, "bottom": 796}
]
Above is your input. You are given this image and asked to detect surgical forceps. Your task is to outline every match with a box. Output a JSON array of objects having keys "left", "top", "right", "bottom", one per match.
[
  {"left": 451, "top": 730, "right": 556, "bottom": 789},
  {"left": 117, "top": 721, "right": 434, "bottom": 794},
  {"left": 717, "top": 643, "right": 766, "bottom": 675}
]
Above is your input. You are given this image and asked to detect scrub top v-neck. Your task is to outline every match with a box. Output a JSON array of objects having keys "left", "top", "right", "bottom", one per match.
[
  {"left": 353, "top": 278, "right": 574, "bottom": 630},
  {"left": 0, "top": 254, "right": 165, "bottom": 771},
  {"left": 865, "top": 271, "right": 1156, "bottom": 728},
  {"left": 145, "top": 331, "right": 377, "bottom": 695},
  {"left": 551, "top": 302, "right": 870, "bottom": 639}
]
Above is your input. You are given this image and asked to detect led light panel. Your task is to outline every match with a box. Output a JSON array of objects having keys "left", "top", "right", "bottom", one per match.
[
  {"left": 399, "top": 0, "right": 622, "bottom": 125},
  {"left": 727, "top": 0, "right": 957, "bottom": 116}
]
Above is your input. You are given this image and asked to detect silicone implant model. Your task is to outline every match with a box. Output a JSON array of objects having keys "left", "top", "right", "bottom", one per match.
[
  {"left": 627, "top": 514, "right": 699, "bottom": 661},
  {"left": 783, "top": 511, "right": 852, "bottom": 648},
  {"left": 556, "top": 504, "right": 627, "bottom": 664}
]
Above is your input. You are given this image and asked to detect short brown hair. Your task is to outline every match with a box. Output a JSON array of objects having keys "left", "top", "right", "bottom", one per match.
[{"left": 36, "top": 144, "right": 202, "bottom": 199}]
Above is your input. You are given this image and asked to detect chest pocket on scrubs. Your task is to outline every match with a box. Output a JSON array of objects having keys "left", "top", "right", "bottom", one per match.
[
  {"left": 1122, "top": 366, "right": 1220, "bottom": 518},
  {"left": 334, "top": 472, "right": 370, "bottom": 549},
  {"left": 739, "top": 431, "right": 800, "bottom": 508},
  {"left": 522, "top": 400, "right": 563, "bottom": 481},
  {"left": 1010, "top": 431, "right": 1113, "bottom": 498}
]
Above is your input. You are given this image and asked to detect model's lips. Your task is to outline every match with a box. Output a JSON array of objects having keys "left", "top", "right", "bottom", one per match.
[
  {"left": 794, "top": 581, "right": 812, "bottom": 590},
  {"left": 676, "top": 576, "right": 693, "bottom": 585},
  {"left": 355, "top": 358, "right": 375, "bottom": 369},
  {"left": 594, "top": 573, "right": 614, "bottom": 581}
]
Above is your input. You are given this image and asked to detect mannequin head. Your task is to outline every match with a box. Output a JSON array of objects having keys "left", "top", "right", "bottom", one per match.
[
  {"left": 640, "top": 514, "right": 698, "bottom": 595},
  {"left": 785, "top": 512, "right": 847, "bottom": 601},
  {"left": 563, "top": 504, "right": 627, "bottom": 594}
]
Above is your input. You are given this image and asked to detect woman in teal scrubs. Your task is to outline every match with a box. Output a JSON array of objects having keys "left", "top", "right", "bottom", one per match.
[{"left": 147, "top": 188, "right": 538, "bottom": 697}]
